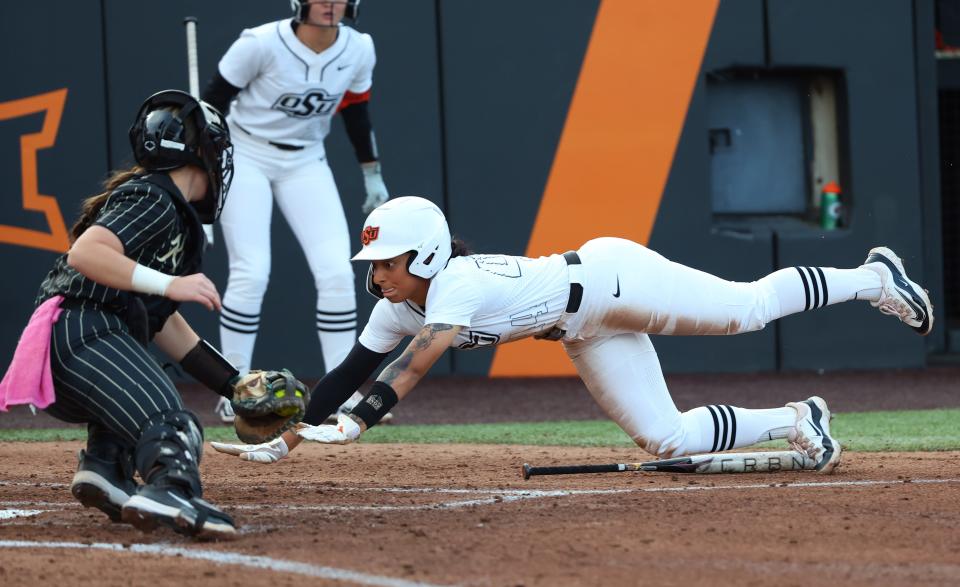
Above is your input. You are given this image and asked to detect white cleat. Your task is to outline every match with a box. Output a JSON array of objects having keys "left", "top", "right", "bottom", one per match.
[
  {"left": 214, "top": 397, "right": 235, "bottom": 424},
  {"left": 860, "top": 246, "right": 933, "bottom": 335},
  {"left": 786, "top": 396, "right": 842, "bottom": 474}
]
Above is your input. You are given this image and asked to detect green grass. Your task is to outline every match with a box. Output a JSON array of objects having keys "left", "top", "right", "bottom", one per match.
[{"left": 2, "top": 409, "right": 959, "bottom": 452}]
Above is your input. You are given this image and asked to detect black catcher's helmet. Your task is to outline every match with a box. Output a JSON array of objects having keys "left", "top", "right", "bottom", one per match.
[
  {"left": 128, "top": 90, "right": 234, "bottom": 223},
  {"left": 290, "top": 0, "right": 360, "bottom": 25}
]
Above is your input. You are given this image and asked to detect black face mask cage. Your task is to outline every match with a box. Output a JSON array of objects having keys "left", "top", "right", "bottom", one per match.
[{"left": 129, "top": 90, "right": 234, "bottom": 223}]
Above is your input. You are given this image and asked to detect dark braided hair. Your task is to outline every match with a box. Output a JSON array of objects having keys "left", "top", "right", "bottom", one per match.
[{"left": 450, "top": 236, "right": 472, "bottom": 259}]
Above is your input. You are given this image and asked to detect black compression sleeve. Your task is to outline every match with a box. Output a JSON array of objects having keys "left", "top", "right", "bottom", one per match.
[
  {"left": 302, "top": 341, "right": 389, "bottom": 425},
  {"left": 179, "top": 339, "right": 240, "bottom": 399},
  {"left": 201, "top": 71, "right": 242, "bottom": 116},
  {"left": 340, "top": 101, "right": 377, "bottom": 163}
]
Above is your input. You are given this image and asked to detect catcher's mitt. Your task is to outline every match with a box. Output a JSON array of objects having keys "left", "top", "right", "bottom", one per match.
[
  {"left": 234, "top": 410, "right": 306, "bottom": 444},
  {"left": 230, "top": 369, "right": 310, "bottom": 444},
  {"left": 230, "top": 369, "right": 307, "bottom": 418}
]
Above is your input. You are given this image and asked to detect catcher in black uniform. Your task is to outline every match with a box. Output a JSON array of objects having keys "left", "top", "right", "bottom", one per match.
[{"left": 23, "top": 90, "right": 301, "bottom": 539}]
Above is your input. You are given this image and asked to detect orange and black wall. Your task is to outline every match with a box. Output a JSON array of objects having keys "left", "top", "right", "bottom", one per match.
[{"left": 0, "top": 1, "right": 942, "bottom": 378}]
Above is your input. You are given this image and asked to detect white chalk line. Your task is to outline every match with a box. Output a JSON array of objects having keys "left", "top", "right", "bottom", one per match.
[
  {"left": 0, "top": 509, "right": 45, "bottom": 520},
  {"left": 2, "top": 478, "right": 958, "bottom": 513},
  {"left": 0, "top": 540, "right": 453, "bottom": 587}
]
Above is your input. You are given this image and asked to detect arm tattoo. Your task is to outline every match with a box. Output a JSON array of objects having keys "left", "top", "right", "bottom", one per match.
[
  {"left": 379, "top": 352, "right": 412, "bottom": 386},
  {"left": 414, "top": 323, "right": 454, "bottom": 351},
  {"left": 379, "top": 324, "right": 454, "bottom": 386}
]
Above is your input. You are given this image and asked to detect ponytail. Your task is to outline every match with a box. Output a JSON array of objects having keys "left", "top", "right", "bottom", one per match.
[
  {"left": 70, "top": 165, "right": 145, "bottom": 242},
  {"left": 450, "top": 236, "right": 472, "bottom": 259}
]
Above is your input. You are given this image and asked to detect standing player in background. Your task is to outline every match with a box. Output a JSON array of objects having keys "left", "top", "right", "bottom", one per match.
[
  {"left": 0, "top": 91, "right": 238, "bottom": 538},
  {"left": 213, "top": 197, "right": 935, "bottom": 474},
  {"left": 202, "top": 0, "right": 389, "bottom": 423}
]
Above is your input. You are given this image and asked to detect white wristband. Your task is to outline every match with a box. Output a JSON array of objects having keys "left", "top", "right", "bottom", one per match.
[
  {"left": 131, "top": 264, "right": 175, "bottom": 296},
  {"left": 361, "top": 160, "right": 381, "bottom": 177}
]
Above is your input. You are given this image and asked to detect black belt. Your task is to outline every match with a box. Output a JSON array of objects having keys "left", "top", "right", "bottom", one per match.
[
  {"left": 236, "top": 123, "right": 304, "bottom": 151},
  {"left": 534, "top": 251, "right": 583, "bottom": 341},
  {"left": 562, "top": 251, "right": 583, "bottom": 314}
]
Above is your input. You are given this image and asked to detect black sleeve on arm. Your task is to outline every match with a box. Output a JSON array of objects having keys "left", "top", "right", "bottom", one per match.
[
  {"left": 201, "top": 71, "right": 242, "bottom": 115},
  {"left": 302, "top": 341, "right": 389, "bottom": 425},
  {"left": 340, "top": 101, "right": 378, "bottom": 163}
]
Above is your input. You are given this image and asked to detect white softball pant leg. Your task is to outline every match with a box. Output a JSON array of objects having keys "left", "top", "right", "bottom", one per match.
[
  {"left": 572, "top": 237, "right": 881, "bottom": 339},
  {"left": 218, "top": 153, "right": 274, "bottom": 374},
  {"left": 564, "top": 333, "right": 797, "bottom": 458},
  {"left": 274, "top": 159, "right": 357, "bottom": 373}
]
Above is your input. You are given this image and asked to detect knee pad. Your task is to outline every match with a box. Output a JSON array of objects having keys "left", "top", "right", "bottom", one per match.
[{"left": 135, "top": 410, "right": 204, "bottom": 496}]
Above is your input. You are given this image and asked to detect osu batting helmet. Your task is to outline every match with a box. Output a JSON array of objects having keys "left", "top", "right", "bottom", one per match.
[
  {"left": 290, "top": 0, "right": 360, "bottom": 25},
  {"left": 129, "top": 90, "right": 234, "bottom": 223},
  {"left": 351, "top": 196, "right": 452, "bottom": 298}
]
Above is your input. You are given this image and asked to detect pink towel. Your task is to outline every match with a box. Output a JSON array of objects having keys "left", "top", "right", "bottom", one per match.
[{"left": 0, "top": 295, "right": 64, "bottom": 411}]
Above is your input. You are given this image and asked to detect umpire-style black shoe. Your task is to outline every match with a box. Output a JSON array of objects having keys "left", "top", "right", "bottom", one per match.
[
  {"left": 122, "top": 484, "right": 237, "bottom": 540},
  {"left": 70, "top": 449, "right": 138, "bottom": 523}
]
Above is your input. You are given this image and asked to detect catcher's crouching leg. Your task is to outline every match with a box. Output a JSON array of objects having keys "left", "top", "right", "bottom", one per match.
[
  {"left": 121, "top": 409, "right": 237, "bottom": 540},
  {"left": 70, "top": 425, "right": 138, "bottom": 523}
]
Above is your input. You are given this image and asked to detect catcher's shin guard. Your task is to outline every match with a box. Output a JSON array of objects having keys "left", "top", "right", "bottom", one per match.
[
  {"left": 123, "top": 410, "right": 237, "bottom": 539},
  {"left": 132, "top": 409, "right": 204, "bottom": 494}
]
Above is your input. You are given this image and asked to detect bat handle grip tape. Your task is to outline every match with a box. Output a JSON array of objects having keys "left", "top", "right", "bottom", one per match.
[{"left": 522, "top": 463, "right": 623, "bottom": 479}]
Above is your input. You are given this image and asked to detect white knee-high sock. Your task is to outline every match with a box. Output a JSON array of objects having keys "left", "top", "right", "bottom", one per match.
[
  {"left": 220, "top": 301, "right": 261, "bottom": 375},
  {"left": 758, "top": 266, "right": 882, "bottom": 319},
  {"left": 675, "top": 405, "right": 798, "bottom": 454}
]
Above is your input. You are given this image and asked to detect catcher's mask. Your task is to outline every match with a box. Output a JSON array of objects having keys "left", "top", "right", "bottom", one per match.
[
  {"left": 351, "top": 196, "right": 452, "bottom": 299},
  {"left": 291, "top": 0, "right": 360, "bottom": 27},
  {"left": 129, "top": 89, "right": 234, "bottom": 223}
]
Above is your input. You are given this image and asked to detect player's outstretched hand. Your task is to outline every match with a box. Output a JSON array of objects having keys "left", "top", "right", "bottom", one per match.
[
  {"left": 211, "top": 437, "right": 288, "bottom": 463},
  {"left": 361, "top": 161, "right": 389, "bottom": 214},
  {"left": 166, "top": 273, "right": 222, "bottom": 311},
  {"left": 296, "top": 414, "right": 362, "bottom": 444}
]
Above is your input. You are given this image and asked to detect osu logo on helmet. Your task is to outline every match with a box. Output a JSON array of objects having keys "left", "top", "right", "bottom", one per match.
[{"left": 361, "top": 225, "right": 380, "bottom": 245}]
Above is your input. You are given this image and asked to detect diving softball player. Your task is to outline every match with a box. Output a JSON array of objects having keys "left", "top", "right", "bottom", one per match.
[
  {"left": 212, "top": 197, "right": 934, "bottom": 474},
  {"left": 202, "top": 0, "right": 388, "bottom": 423},
  {"left": 1, "top": 91, "right": 243, "bottom": 539}
]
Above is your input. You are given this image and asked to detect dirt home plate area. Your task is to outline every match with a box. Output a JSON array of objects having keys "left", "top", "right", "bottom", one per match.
[{"left": 2, "top": 371, "right": 960, "bottom": 586}]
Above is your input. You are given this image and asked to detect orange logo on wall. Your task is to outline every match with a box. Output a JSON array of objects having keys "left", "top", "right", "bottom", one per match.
[
  {"left": 489, "top": 0, "right": 720, "bottom": 377},
  {"left": 0, "top": 89, "right": 70, "bottom": 253}
]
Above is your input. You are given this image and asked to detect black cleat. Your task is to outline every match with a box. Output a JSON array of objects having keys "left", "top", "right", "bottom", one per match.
[
  {"left": 122, "top": 484, "right": 237, "bottom": 540},
  {"left": 70, "top": 450, "right": 138, "bottom": 523}
]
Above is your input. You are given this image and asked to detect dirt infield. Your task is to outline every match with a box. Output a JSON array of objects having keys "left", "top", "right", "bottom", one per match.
[{"left": 1, "top": 442, "right": 959, "bottom": 586}]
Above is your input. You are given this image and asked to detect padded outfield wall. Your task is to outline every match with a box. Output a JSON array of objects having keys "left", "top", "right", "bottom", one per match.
[{"left": 0, "top": 1, "right": 941, "bottom": 379}]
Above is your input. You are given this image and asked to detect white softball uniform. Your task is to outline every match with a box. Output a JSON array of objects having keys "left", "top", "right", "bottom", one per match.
[
  {"left": 219, "top": 19, "right": 375, "bottom": 151},
  {"left": 218, "top": 20, "right": 375, "bottom": 376},
  {"left": 360, "top": 237, "right": 884, "bottom": 459}
]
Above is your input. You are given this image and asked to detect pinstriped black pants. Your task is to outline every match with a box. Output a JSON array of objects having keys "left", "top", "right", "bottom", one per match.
[{"left": 44, "top": 304, "right": 183, "bottom": 445}]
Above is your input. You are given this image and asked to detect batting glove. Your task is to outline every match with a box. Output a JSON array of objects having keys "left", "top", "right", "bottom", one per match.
[
  {"left": 361, "top": 161, "right": 389, "bottom": 214},
  {"left": 210, "top": 437, "right": 289, "bottom": 463},
  {"left": 296, "top": 413, "right": 362, "bottom": 444}
]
